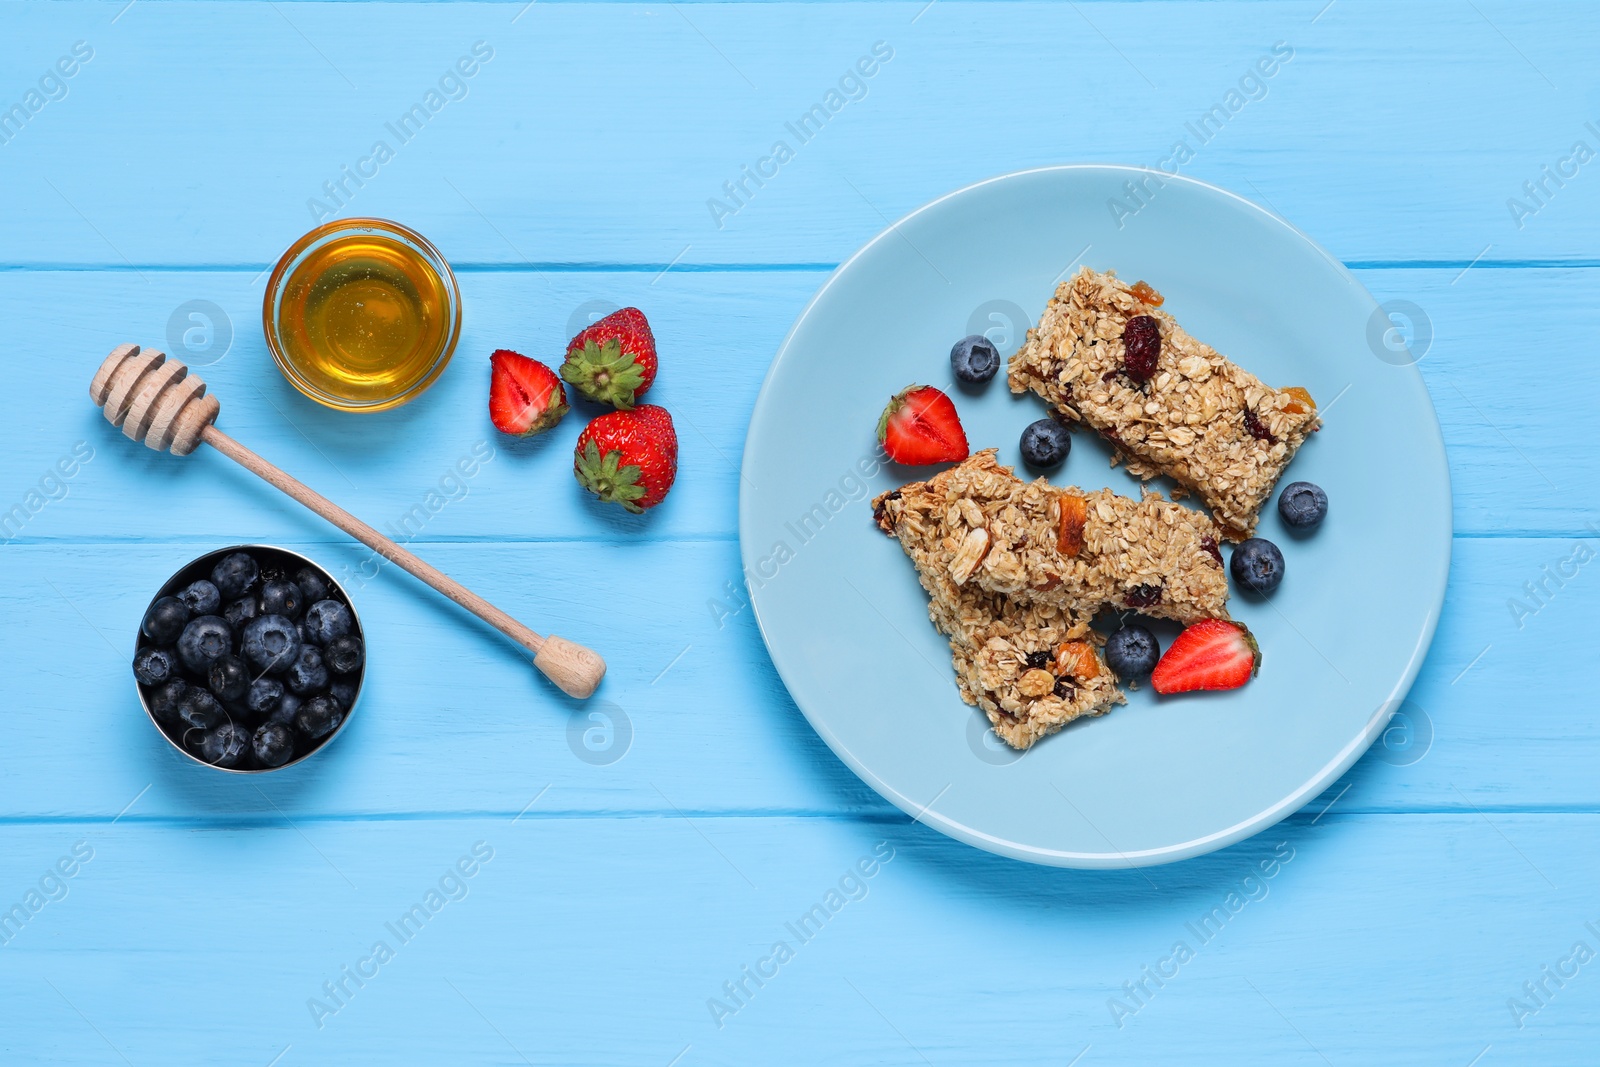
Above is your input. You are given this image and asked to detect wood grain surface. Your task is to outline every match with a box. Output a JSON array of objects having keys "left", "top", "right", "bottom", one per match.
[{"left": 2, "top": 1, "right": 1598, "bottom": 1063}]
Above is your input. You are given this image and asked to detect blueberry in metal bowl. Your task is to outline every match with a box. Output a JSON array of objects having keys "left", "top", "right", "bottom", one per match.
[{"left": 132, "top": 545, "right": 364, "bottom": 773}]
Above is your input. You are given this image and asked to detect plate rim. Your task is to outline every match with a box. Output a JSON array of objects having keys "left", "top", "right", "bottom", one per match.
[{"left": 738, "top": 164, "right": 1453, "bottom": 868}]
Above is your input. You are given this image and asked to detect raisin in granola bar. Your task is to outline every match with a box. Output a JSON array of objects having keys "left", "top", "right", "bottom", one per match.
[
  {"left": 876, "top": 450, "right": 1230, "bottom": 624},
  {"left": 873, "top": 482, "right": 1123, "bottom": 750},
  {"left": 1008, "top": 267, "right": 1321, "bottom": 540}
]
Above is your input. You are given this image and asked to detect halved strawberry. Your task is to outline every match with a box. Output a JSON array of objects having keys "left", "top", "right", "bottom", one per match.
[
  {"left": 560, "top": 307, "right": 657, "bottom": 409},
  {"left": 490, "top": 350, "right": 568, "bottom": 437},
  {"left": 1150, "top": 619, "right": 1261, "bottom": 695},
  {"left": 876, "top": 385, "right": 969, "bottom": 465}
]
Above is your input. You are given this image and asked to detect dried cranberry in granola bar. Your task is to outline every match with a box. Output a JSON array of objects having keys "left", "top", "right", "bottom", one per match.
[{"left": 1008, "top": 267, "right": 1321, "bottom": 540}]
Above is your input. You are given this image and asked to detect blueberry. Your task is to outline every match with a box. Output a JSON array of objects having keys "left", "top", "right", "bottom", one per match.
[
  {"left": 294, "top": 693, "right": 345, "bottom": 740},
  {"left": 242, "top": 615, "right": 302, "bottom": 675},
  {"left": 252, "top": 722, "right": 296, "bottom": 768},
  {"left": 1231, "top": 537, "right": 1286, "bottom": 595},
  {"left": 268, "top": 691, "right": 302, "bottom": 727},
  {"left": 224, "top": 596, "right": 260, "bottom": 631},
  {"left": 303, "top": 600, "right": 352, "bottom": 645},
  {"left": 1019, "top": 418, "right": 1071, "bottom": 470},
  {"left": 211, "top": 552, "right": 259, "bottom": 600},
  {"left": 325, "top": 634, "right": 364, "bottom": 675},
  {"left": 177, "top": 579, "right": 222, "bottom": 617},
  {"left": 261, "top": 580, "right": 304, "bottom": 619},
  {"left": 1278, "top": 481, "right": 1328, "bottom": 530},
  {"left": 141, "top": 596, "right": 190, "bottom": 645},
  {"left": 177, "top": 689, "right": 224, "bottom": 731},
  {"left": 133, "top": 646, "right": 176, "bottom": 687},
  {"left": 208, "top": 654, "right": 250, "bottom": 702},
  {"left": 246, "top": 677, "right": 285, "bottom": 718},
  {"left": 148, "top": 678, "right": 190, "bottom": 724},
  {"left": 1104, "top": 625, "right": 1160, "bottom": 682},
  {"left": 199, "top": 722, "right": 251, "bottom": 768},
  {"left": 221, "top": 696, "right": 253, "bottom": 724},
  {"left": 329, "top": 679, "right": 358, "bottom": 710},
  {"left": 177, "top": 615, "right": 233, "bottom": 674},
  {"left": 286, "top": 646, "right": 329, "bottom": 696},
  {"left": 293, "top": 567, "right": 330, "bottom": 605},
  {"left": 950, "top": 334, "right": 1001, "bottom": 385}
]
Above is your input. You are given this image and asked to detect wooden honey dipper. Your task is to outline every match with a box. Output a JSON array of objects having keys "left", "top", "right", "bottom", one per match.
[{"left": 90, "top": 344, "right": 606, "bottom": 699}]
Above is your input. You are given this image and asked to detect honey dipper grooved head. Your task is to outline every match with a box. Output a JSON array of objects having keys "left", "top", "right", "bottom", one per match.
[{"left": 90, "top": 345, "right": 219, "bottom": 455}]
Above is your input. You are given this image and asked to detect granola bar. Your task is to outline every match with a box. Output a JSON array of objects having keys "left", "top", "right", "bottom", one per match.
[
  {"left": 1008, "top": 267, "right": 1321, "bottom": 540},
  {"left": 873, "top": 481, "right": 1123, "bottom": 750},
  {"left": 876, "top": 450, "right": 1229, "bottom": 624}
]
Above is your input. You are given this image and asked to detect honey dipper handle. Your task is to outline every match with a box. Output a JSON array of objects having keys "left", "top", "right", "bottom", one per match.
[{"left": 199, "top": 425, "right": 605, "bottom": 699}]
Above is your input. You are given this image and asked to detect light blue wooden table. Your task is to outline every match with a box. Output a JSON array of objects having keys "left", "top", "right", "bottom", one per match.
[{"left": 3, "top": 1, "right": 1598, "bottom": 1062}]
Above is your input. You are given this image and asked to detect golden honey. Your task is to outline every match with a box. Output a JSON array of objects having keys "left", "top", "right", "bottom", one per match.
[{"left": 265, "top": 220, "right": 460, "bottom": 412}]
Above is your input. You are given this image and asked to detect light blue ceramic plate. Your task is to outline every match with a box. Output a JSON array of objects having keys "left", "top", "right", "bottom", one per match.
[{"left": 739, "top": 166, "right": 1450, "bottom": 868}]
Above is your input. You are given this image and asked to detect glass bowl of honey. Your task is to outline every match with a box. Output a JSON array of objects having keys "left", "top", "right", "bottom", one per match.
[{"left": 263, "top": 218, "right": 461, "bottom": 412}]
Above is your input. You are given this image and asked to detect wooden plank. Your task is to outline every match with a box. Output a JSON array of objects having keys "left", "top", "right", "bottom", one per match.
[
  {"left": 1, "top": 1, "right": 1593, "bottom": 1060},
  {"left": 0, "top": 813, "right": 1594, "bottom": 1063},
  {"left": 0, "top": 3, "right": 1597, "bottom": 265},
  {"left": 2, "top": 266, "right": 1594, "bottom": 542},
  {"left": 1, "top": 535, "right": 1595, "bottom": 821},
  {"left": 5, "top": 267, "right": 803, "bottom": 543}
]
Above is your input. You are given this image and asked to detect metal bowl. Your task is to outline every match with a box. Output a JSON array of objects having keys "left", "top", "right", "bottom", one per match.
[{"left": 134, "top": 545, "right": 364, "bottom": 773}]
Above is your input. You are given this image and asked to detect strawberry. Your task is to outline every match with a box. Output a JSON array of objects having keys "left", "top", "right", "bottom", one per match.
[
  {"left": 630, "top": 401, "right": 678, "bottom": 454},
  {"left": 876, "top": 385, "right": 969, "bottom": 465},
  {"left": 574, "top": 405, "right": 678, "bottom": 513},
  {"left": 560, "top": 307, "right": 657, "bottom": 409},
  {"left": 1150, "top": 619, "right": 1261, "bottom": 695},
  {"left": 489, "top": 350, "right": 568, "bottom": 437}
]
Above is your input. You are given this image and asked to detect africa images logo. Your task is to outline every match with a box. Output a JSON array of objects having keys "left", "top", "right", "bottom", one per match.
[
  {"left": 0, "top": 41, "right": 94, "bottom": 149},
  {"left": 705, "top": 42, "right": 895, "bottom": 230},
  {"left": 706, "top": 842, "right": 896, "bottom": 1029}
]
